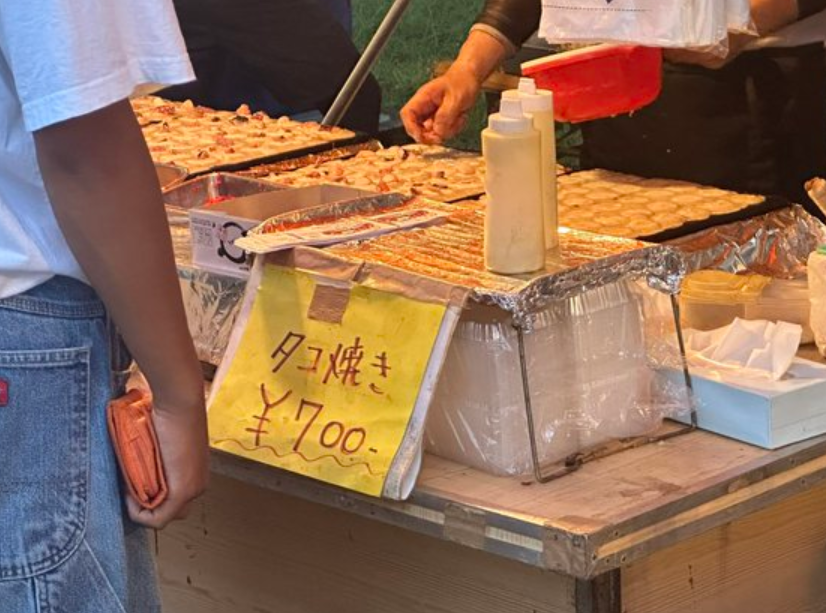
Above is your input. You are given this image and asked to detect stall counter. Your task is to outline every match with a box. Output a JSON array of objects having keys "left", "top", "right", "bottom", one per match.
[{"left": 155, "top": 411, "right": 826, "bottom": 613}]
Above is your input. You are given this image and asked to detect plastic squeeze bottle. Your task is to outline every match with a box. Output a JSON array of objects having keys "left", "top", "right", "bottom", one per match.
[
  {"left": 808, "top": 245, "right": 826, "bottom": 356},
  {"left": 515, "top": 78, "right": 558, "bottom": 249},
  {"left": 483, "top": 95, "right": 545, "bottom": 275}
]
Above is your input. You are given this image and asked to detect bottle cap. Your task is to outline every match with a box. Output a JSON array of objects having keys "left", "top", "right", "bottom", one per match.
[
  {"left": 517, "top": 77, "right": 554, "bottom": 113},
  {"left": 488, "top": 94, "right": 532, "bottom": 134},
  {"left": 818, "top": 245, "right": 826, "bottom": 256}
]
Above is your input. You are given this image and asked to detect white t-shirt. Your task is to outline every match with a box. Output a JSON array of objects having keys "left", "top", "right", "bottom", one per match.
[{"left": 0, "top": 0, "right": 194, "bottom": 299}]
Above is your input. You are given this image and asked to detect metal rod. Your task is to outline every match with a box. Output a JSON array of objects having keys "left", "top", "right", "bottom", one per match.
[
  {"left": 670, "top": 293, "right": 698, "bottom": 429},
  {"left": 515, "top": 324, "right": 549, "bottom": 484},
  {"left": 322, "top": 0, "right": 414, "bottom": 127}
]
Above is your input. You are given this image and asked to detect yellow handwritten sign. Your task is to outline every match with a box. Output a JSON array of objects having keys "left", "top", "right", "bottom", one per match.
[{"left": 208, "top": 264, "right": 449, "bottom": 497}]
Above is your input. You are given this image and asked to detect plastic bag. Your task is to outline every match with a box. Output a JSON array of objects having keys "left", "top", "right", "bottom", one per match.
[{"left": 539, "top": 0, "right": 736, "bottom": 53}]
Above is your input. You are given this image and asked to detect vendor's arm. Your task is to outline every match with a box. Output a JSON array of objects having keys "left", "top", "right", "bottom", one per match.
[
  {"left": 401, "top": 0, "right": 540, "bottom": 144},
  {"left": 34, "top": 100, "right": 209, "bottom": 529}
]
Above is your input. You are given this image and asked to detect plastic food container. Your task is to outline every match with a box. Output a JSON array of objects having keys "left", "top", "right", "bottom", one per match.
[
  {"left": 745, "top": 277, "right": 813, "bottom": 344},
  {"left": 680, "top": 271, "right": 771, "bottom": 331},
  {"left": 521, "top": 45, "right": 662, "bottom": 123},
  {"left": 425, "top": 281, "right": 663, "bottom": 477}
]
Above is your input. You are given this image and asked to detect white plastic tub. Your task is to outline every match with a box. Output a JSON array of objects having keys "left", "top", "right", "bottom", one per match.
[{"left": 745, "top": 277, "right": 813, "bottom": 344}]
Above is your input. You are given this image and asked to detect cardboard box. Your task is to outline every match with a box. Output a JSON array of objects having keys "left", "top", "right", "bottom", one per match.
[
  {"left": 676, "top": 358, "right": 826, "bottom": 448},
  {"left": 188, "top": 184, "right": 374, "bottom": 277}
]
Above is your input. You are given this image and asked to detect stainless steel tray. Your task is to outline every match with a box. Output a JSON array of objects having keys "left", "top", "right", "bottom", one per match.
[
  {"left": 155, "top": 163, "right": 188, "bottom": 190},
  {"left": 163, "top": 173, "right": 281, "bottom": 220}
]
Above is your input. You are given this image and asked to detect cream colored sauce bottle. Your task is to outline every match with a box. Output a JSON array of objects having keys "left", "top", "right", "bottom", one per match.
[
  {"left": 515, "top": 78, "right": 558, "bottom": 249},
  {"left": 483, "top": 96, "right": 546, "bottom": 275}
]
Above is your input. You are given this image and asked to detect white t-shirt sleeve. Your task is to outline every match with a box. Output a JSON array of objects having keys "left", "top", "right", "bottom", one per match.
[{"left": 0, "top": 0, "right": 194, "bottom": 132}]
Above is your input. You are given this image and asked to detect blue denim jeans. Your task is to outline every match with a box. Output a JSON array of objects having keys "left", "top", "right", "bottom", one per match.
[{"left": 0, "top": 276, "right": 160, "bottom": 612}]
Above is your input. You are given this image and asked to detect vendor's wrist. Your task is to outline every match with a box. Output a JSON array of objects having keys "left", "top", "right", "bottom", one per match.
[{"left": 455, "top": 30, "right": 507, "bottom": 84}]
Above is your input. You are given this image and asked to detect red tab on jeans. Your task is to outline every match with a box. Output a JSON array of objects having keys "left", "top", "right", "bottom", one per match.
[{"left": 0, "top": 378, "right": 7, "bottom": 407}]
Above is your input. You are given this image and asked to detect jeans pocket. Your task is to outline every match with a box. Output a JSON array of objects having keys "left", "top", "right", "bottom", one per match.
[{"left": 0, "top": 346, "right": 90, "bottom": 580}]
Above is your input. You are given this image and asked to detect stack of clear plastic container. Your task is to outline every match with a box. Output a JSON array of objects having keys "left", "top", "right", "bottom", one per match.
[{"left": 425, "top": 279, "right": 687, "bottom": 477}]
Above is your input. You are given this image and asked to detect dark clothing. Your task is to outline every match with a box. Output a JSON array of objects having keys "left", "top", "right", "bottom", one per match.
[
  {"left": 581, "top": 44, "right": 826, "bottom": 210},
  {"left": 476, "top": 0, "right": 826, "bottom": 210},
  {"left": 165, "top": 0, "right": 381, "bottom": 135},
  {"left": 476, "top": 0, "right": 541, "bottom": 50},
  {"left": 800, "top": 0, "right": 826, "bottom": 19}
]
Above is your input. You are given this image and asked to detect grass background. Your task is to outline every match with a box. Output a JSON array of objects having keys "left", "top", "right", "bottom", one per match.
[
  {"left": 351, "top": 0, "right": 487, "bottom": 150},
  {"left": 350, "top": 0, "right": 583, "bottom": 165}
]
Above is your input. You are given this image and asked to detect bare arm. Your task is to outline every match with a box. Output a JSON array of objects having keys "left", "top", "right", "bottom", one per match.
[
  {"left": 752, "top": 0, "right": 799, "bottom": 33},
  {"left": 401, "top": 29, "right": 509, "bottom": 143},
  {"left": 33, "top": 99, "right": 208, "bottom": 529},
  {"left": 401, "top": 0, "right": 543, "bottom": 143}
]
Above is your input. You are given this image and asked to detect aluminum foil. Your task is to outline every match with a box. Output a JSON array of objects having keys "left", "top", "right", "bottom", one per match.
[
  {"left": 669, "top": 204, "right": 826, "bottom": 278},
  {"left": 329, "top": 209, "right": 686, "bottom": 327},
  {"left": 177, "top": 265, "right": 246, "bottom": 366},
  {"left": 254, "top": 191, "right": 413, "bottom": 229},
  {"left": 170, "top": 212, "right": 246, "bottom": 366}
]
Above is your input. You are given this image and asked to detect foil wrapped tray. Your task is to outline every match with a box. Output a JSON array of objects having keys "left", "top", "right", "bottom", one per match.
[
  {"left": 327, "top": 203, "right": 685, "bottom": 326},
  {"left": 170, "top": 210, "right": 245, "bottom": 366},
  {"left": 669, "top": 204, "right": 826, "bottom": 278}
]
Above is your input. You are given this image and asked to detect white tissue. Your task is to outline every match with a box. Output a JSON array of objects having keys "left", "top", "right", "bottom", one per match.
[{"left": 686, "top": 318, "right": 803, "bottom": 381}]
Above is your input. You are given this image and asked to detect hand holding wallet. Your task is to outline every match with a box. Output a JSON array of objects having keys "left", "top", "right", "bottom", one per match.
[{"left": 107, "top": 388, "right": 169, "bottom": 510}]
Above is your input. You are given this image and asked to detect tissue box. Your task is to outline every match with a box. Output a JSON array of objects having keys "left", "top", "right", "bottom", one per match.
[{"left": 677, "top": 358, "right": 826, "bottom": 448}]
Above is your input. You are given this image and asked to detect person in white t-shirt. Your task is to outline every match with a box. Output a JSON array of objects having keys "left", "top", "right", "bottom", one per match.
[
  {"left": 0, "top": 2, "right": 208, "bottom": 611},
  {"left": 402, "top": 0, "right": 826, "bottom": 210}
]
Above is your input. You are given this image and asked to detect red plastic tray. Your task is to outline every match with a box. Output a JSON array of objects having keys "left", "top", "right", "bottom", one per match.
[{"left": 521, "top": 45, "right": 663, "bottom": 123}]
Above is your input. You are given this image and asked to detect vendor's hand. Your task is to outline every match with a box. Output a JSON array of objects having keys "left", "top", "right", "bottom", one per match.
[
  {"left": 126, "top": 394, "right": 209, "bottom": 529},
  {"left": 401, "top": 69, "right": 482, "bottom": 145}
]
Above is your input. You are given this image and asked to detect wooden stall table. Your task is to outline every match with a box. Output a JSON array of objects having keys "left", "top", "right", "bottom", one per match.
[{"left": 156, "top": 420, "right": 826, "bottom": 613}]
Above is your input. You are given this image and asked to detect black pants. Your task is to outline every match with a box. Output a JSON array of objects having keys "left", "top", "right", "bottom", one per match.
[
  {"left": 582, "top": 44, "right": 826, "bottom": 215},
  {"left": 165, "top": 0, "right": 382, "bottom": 135}
]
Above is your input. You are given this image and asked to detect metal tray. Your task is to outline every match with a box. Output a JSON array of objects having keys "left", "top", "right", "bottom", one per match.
[
  {"left": 240, "top": 140, "right": 382, "bottom": 177},
  {"left": 253, "top": 144, "right": 487, "bottom": 204},
  {"left": 188, "top": 132, "right": 373, "bottom": 177},
  {"left": 163, "top": 173, "right": 281, "bottom": 217},
  {"left": 325, "top": 207, "right": 684, "bottom": 325},
  {"left": 639, "top": 195, "right": 791, "bottom": 243},
  {"left": 155, "top": 163, "right": 188, "bottom": 190}
]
